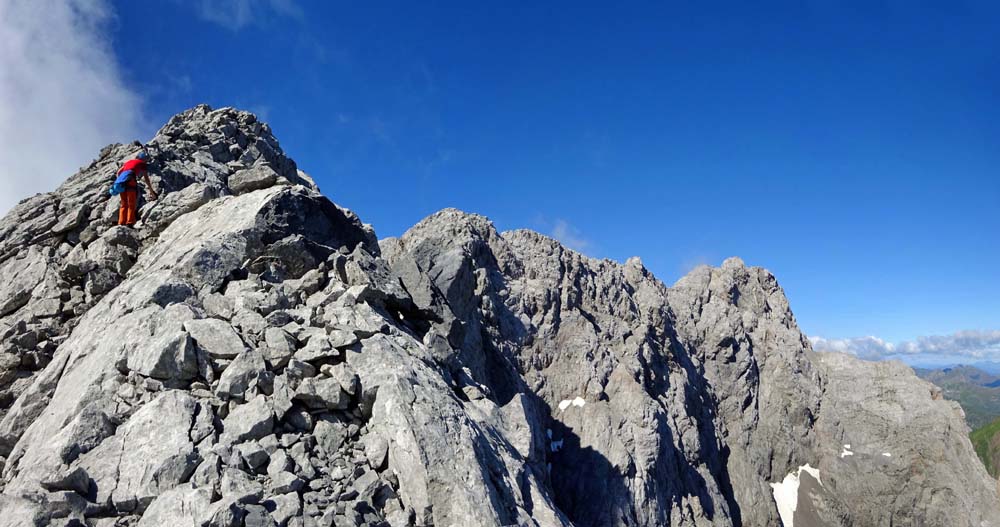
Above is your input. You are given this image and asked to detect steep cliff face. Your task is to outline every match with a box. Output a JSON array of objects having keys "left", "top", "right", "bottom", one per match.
[{"left": 0, "top": 106, "right": 996, "bottom": 527}]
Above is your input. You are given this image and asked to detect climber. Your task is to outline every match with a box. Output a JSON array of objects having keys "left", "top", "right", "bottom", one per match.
[{"left": 114, "top": 151, "right": 158, "bottom": 227}]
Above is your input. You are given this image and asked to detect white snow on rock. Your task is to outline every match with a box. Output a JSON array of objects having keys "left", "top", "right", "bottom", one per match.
[
  {"left": 882, "top": 452, "right": 891, "bottom": 457},
  {"left": 557, "top": 396, "right": 586, "bottom": 411},
  {"left": 840, "top": 444, "right": 854, "bottom": 458},
  {"left": 770, "top": 463, "right": 823, "bottom": 527}
]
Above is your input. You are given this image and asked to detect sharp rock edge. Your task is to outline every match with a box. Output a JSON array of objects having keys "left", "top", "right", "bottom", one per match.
[{"left": 0, "top": 104, "right": 996, "bottom": 527}]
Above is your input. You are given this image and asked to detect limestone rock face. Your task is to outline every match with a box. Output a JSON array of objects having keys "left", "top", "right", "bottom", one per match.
[{"left": 0, "top": 105, "right": 996, "bottom": 527}]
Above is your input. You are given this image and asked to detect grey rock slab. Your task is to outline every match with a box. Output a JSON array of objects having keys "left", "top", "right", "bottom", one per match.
[
  {"left": 293, "top": 377, "right": 348, "bottom": 411},
  {"left": 74, "top": 391, "right": 201, "bottom": 513},
  {"left": 185, "top": 318, "right": 247, "bottom": 359},
  {"left": 285, "top": 359, "right": 316, "bottom": 381},
  {"left": 203, "top": 292, "right": 235, "bottom": 320},
  {"left": 0, "top": 247, "right": 48, "bottom": 317},
  {"left": 0, "top": 495, "right": 46, "bottom": 527},
  {"left": 266, "top": 449, "right": 292, "bottom": 478},
  {"left": 237, "top": 440, "right": 270, "bottom": 470},
  {"left": 263, "top": 327, "right": 297, "bottom": 367},
  {"left": 362, "top": 433, "right": 388, "bottom": 471},
  {"left": 314, "top": 415, "right": 348, "bottom": 457},
  {"left": 321, "top": 362, "right": 359, "bottom": 396},
  {"left": 216, "top": 348, "right": 266, "bottom": 399},
  {"left": 221, "top": 467, "right": 264, "bottom": 504},
  {"left": 229, "top": 164, "right": 279, "bottom": 195},
  {"left": 136, "top": 483, "right": 213, "bottom": 527},
  {"left": 221, "top": 395, "right": 274, "bottom": 445},
  {"left": 40, "top": 466, "right": 91, "bottom": 496},
  {"left": 268, "top": 471, "right": 305, "bottom": 494},
  {"left": 126, "top": 304, "right": 199, "bottom": 380},
  {"left": 243, "top": 503, "right": 278, "bottom": 527},
  {"left": 265, "top": 492, "right": 301, "bottom": 526},
  {"left": 293, "top": 335, "right": 340, "bottom": 362}
]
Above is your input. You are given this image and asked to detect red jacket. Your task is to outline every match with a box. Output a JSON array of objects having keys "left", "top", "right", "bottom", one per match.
[{"left": 117, "top": 159, "right": 147, "bottom": 188}]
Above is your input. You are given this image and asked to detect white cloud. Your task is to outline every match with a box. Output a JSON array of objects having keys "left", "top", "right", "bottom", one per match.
[
  {"left": 810, "top": 330, "right": 1000, "bottom": 362},
  {"left": 0, "top": 0, "right": 144, "bottom": 214},
  {"left": 190, "top": 0, "right": 303, "bottom": 31},
  {"left": 551, "top": 219, "right": 592, "bottom": 253}
]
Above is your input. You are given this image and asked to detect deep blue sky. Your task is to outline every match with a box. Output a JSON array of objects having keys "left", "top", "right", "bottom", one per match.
[{"left": 110, "top": 1, "right": 999, "bottom": 347}]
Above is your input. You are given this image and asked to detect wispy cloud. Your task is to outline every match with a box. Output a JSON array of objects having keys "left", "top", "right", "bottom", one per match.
[
  {"left": 551, "top": 219, "right": 592, "bottom": 253},
  {"left": 189, "top": 0, "right": 303, "bottom": 31},
  {"left": 0, "top": 0, "right": 144, "bottom": 214},
  {"left": 810, "top": 330, "right": 1000, "bottom": 362}
]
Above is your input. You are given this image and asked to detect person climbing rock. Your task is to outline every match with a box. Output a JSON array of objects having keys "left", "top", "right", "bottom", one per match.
[{"left": 114, "top": 150, "right": 158, "bottom": 227}]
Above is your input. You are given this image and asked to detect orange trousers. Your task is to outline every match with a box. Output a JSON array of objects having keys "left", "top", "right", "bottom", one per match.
[{"left": 118, "top": 189, "right": 137, "bottom": 226}]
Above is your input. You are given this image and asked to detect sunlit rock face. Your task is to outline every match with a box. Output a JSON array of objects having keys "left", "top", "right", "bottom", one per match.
[{"left": 0, "top": 105, "right": 996, "bottom": 527}]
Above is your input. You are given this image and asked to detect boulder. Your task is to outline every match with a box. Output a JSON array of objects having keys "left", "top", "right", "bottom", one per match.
[
  {"left": 216, "top": 349, "right": 266, "bottom": 399},
  {"left": 229, "top": 164, "right": 279, "bottom": 195},
  {"left": 293, "top": 377, "right": 348, "bottom": 411},
  {"left": 137, "top": 484, "right": 213, "bottom": 527},
  {"left": 313, "top": 415, "right": 348, "bottom": 456},
  {"left": 185, "top": 318, "right": 246, "bottom": 359},
  {"left": 126, "top": 305, "right": 199, "bottom": 381},
  {"left": 221, "top": 395, "right": 274, "bottom": 444},
  {"left": 74, "top": 391, "right": 202, "bottom": 513}
]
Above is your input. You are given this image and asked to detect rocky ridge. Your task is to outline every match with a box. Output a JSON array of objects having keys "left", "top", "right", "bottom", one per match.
[{"left": 0, "top": 105, "right": 996, "bottom": 526}]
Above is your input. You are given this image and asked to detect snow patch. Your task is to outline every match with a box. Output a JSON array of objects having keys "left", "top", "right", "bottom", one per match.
[
  {"left": 882, "top": 452, "right": 891, "bottom": 457},
  {"left": 550, "top": 439, "right": 564, "bottom": 453},
  {"left": 558, "top": 396, "right": 586, "bottom": 411},
  {"left": 770, "top": 463, "right": 823, "bottom": 527},
  {"left": 840, "top": 444, "right": 854, "bottom": 458}
]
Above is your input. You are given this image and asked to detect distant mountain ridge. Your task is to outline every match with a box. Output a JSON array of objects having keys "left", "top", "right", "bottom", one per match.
[{"left": 914, "top": 365, "right": 1000, "bottom": 429}]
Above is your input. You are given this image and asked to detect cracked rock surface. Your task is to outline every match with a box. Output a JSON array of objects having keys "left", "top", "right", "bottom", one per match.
[{"left": 0, "top": 105, "right": 996, "bottom": 527}]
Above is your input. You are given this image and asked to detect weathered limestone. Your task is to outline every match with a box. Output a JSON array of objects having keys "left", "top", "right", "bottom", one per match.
[{"left": 0, "top": 105, "right": 995, "bottom": 527}]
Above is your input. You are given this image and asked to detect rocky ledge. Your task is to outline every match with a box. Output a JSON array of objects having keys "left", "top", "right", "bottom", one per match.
[{"left": 0, "top": 105, "right": 996, "bottom": 527}]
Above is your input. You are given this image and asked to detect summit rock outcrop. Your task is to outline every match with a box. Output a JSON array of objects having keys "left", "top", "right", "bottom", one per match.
[{"left": 0, "top": 105, "right": 995, "bottom": 526}]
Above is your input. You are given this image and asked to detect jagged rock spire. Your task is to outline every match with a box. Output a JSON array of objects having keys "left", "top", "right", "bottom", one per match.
[{"left": 0, "top": 106, "right": 996, "bottom": 527}]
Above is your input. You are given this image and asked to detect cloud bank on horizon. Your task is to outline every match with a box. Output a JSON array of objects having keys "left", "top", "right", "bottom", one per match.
[
  {"left": 810, "top": 330, "right": 1000, "bottom": 364},
  {"left": 0, "top": 0, "right": 146, "bottom": 214}
]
